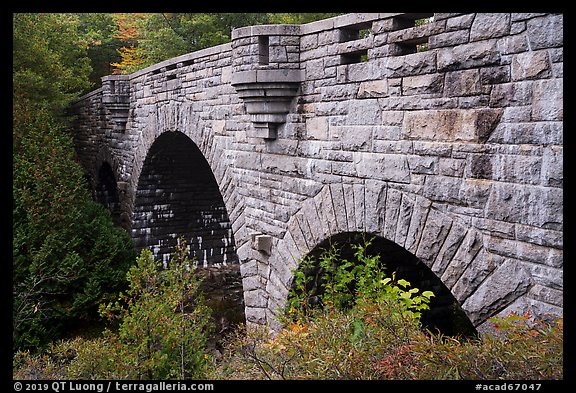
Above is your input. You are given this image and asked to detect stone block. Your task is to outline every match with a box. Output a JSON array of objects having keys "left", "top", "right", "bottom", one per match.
[
  {"left": 251, "top": 234, "right": 273, "bottom": 255},
  {"left": 306, "top": 116, "right": 329, "bottom": 140},
  {"left": 358, "top": 79, "right": 389, "bottom": 98},
  {"left": 416, "top": 208, "right": 453, "bottom": 267},
  {"left": 540, "top": 146, "right": 563, "bottom": 187},
  {"left": 428, "top": 29, "right": 470, "bottom": 48},
  {"left": 346, "top": 99, "right": 381, "bottom": 125},
  {"left": 526, "top": 14, "right": 563, "bottom": 50},
  {"left": 437, "top": 40, "right": 500, "bottom": 71},
  {"left": 470, "top": 13, "right": 511, "bottom": 41},
  {"left": 431, "top": 222, "right": 468, "bottom": 277},
  {"left": 444, "top": 69, "right": 481, "bottom": 97},
  {"left": 353, "top": 152, "right": 411, "bottom": 183},
  {"left": 511, "top": 50, "right": 551, "bottom": 81},
  {"left": 531, "top": 79, "right": 563, "bottom": 121},
  {"left": 381, "top": 50, "right": 437, "bottom": 77},
  {"left": 402, "top": 108, "right": 502, "bottom": 143},
  {"left": 441, "top": 229, "right": 484, "bottom": 289},
  {"left": 382, "top": 188, "right": 401, "bottom": 240},
  {"left": 462, "top": 259, "right": 532, "bottom": 325},
  {"left": 404, "top": 195, "right": 432, "bottom": 254},
  {"left": 450, "top": 249, "right": 501, "bottom": 303},
  {"left": 402, "top": 73, "right": 444, "bottom": 95}
]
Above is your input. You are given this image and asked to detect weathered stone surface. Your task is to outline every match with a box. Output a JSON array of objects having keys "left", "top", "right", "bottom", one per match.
[
  {"left": 462, "top": 259, "right": 532, "bottom": 325},
  {"left": 437, "top": 40, "right": 500, "bottom": 71},
  {"left": 402, "top": 108, "right": 502, "bottom": 143},
  {"left": 511, "top": 50, "right": 551, "bottom": 81},
  {"left": 470, "top": 13, "right": 511, "bottom": 41},
  {"left": 402, "top": 73, "right": 444, "bottom": 95},
  {"left": 531, "top": 78, "right": 563, "bottom": 121},
  {"left": 72, "top": 13, "right": 563, "bottom": 332},
  {"left": 526, "top": 14, "right": 563, "bottom": 50}
]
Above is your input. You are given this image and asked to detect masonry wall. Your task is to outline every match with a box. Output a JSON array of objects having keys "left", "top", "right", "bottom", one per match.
[{"left": 72, "top": 13, "right": 563, "bottom": 329}]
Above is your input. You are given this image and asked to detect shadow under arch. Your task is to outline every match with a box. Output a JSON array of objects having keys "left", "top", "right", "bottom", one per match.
[
  {"left": 95, "top": 161, "right": 121, "bottom": 226},
  {"left": 131, "top": 130, "right": 245, "bottom": 339},
  {"left": 292, "top": 231, "right": 478, "bottom": 337}
]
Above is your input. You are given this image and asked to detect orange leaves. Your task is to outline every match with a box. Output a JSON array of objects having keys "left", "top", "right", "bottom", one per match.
[{"left": 111, "top": 13, "right": 146, "bottom": 74}]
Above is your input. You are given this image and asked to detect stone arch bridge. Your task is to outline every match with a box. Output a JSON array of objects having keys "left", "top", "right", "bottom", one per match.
[{"left": 72, "top": 13, "right": 563, "bottom": 331}]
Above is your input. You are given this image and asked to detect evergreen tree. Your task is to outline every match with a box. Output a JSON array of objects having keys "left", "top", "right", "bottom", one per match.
[{"left": 13, "top": 13, "right": 135, "bottom": 350}]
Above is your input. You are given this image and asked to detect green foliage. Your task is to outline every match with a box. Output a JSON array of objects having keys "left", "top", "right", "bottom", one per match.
[
  {"left": 99, "top": 240, "right": 213, "bottom": 379},
  {"left": 285, "top": 235, "right": 434, "bottom": 324},
  {"left": 111, "top": 13, "right": 342, "bottom": 74},
  {"left": 13, "top": 14, "right": 135, "bottom": 351},
  {"left": 375, "top": 313, "right": 563, "bottom": 380},
  {"left": 14, "top": 242, "right": 213, "bottom": 380},
  {"left": 13, "top": 99, "right": 135, "bottom": 351},
  {"left": 210, "top": 307, "right": 563, "bottom": 380},
  {"left": 13, "top": 13, "right": 93, "bottom": 113},
  {"left": 76, "top": 13, "right": 123, "bottom": 87},
  {"left": 266, "top": 13, "right": 344, "bottom": 25}
]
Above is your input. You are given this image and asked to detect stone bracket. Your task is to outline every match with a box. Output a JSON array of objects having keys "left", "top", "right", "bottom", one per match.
[
  {"left": 251, "top": 233, "right": 273, "bottom": 255},
  {"left": 231, "top": 69, "right": 302, "bottom": 140}
]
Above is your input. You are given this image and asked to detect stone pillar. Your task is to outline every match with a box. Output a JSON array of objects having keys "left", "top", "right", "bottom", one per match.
[{"left": 101, "top": 75, "right": 130, "bottom": 132}]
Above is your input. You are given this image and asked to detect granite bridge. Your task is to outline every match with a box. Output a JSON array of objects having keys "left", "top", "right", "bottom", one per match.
[{"left": 72, "top": 13, "right": 563, "bottom": 332}]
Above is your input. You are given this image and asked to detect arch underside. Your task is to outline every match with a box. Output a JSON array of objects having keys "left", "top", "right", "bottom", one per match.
[
  {"left": 131, "top": 130, "right": 237, "bottom": 267},
  {"left": 266, "top": 182, "right": 533, "bottom": 329}
]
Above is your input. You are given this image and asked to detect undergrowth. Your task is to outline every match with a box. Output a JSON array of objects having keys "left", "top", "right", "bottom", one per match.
[{"left": 14, "top": 237, "right": 563, "bottom": 380}]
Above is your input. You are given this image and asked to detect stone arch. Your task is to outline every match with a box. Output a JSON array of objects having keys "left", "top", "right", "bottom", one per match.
[
  {"left": 90, "top": 146, "right": 131, "bottom": 229},
  {"left": 95, "top": 162, "right": 121, "bottom": 225},
  {"left": 130, "top": 129, "right": 237, "bottom": 267},
  {"left": 130, "top": 128, "right": 246, "bottom": 336},
  {"left": 127, "top": 102, "right": 244, "bottom": 247},
  {"left": 287, "top": 231, "right": 477, "bottom": 336},
  {"left": 266, "top": 181, "right": 533, "bottom": 330}
]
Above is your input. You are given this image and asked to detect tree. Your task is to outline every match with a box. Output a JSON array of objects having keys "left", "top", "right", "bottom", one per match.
[
  {"left": 13, "top": 13, "right": 92, "bottom": 114},
  {"left": 76, "top": 13, "right": 123, "bottom": 87},
  {"left": 110, "top": 13, "right": 147, "bottom": 75},
  {"left": 110, "top": 13, "right": 343, "bottom": 75},
  {"left": 100, "top": 241, "right": 212, "bottom": 379},
  {"left": 13, "top": 13, "right": 135, "bottom": 351}
]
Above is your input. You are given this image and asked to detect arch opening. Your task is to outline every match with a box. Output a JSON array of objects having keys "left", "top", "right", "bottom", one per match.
[
  {"left": 95, "top": 161, "right": 121, "bottom": 225},
  {"left": 289, "top": 232, "right": 478, "bottom": 337},
  {"left": 132, "top": 130, "right": 244, "bottom": 339}
]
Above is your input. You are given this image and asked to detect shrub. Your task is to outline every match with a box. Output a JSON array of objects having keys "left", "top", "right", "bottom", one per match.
[
  {"left": 13, "top": 100, "right": 135, "bottom": 351},
  {"left": 14, "top": 240, "right": 214, "bottom": 380},
  {"left": 284, "top": 236, "right": 434, "bottom": 324},
  {"left": 398, "top": 312, "right": 564, "bottom": 380},
  {"left": 211, "top": 238, "right": 435, "bottom": 379},
  {"left": 99, "top": 239, "right": 213, "bottom": 379}
]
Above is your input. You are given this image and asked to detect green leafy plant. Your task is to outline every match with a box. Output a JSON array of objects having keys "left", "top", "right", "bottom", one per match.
[
  {"left": 284, "top": 235, "right": 434, "bottom": 324},
  {"left": 99, "top": 239, "right": 213, "bottom": 379}
]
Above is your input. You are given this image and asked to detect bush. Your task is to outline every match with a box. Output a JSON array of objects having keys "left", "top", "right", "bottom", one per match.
[
  {"left": 394, "top": 313, "right": 564, "bottom": 380},
  {"left": 13, "top": 100, "right": 135, "bottom": 351},
  {"left": 211, "top": 295, "right": 427, "bottom": 380},
  {"left": 14, "top": 241, "right": 213, "bottom": 380},
  {"left": 285, "top": 236, "right": 434, "bottom": 324},
  {"left": 99, "top": 240, "right": 213, "bottom": 379},
  {"left": 210, "top": 239, "right": 563, "bottom": 380},
  {"left": 211, "top": 238, "right": 435, "bottom": 379}
]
